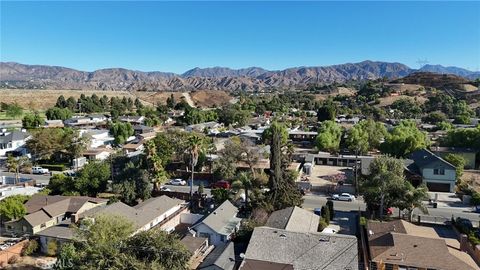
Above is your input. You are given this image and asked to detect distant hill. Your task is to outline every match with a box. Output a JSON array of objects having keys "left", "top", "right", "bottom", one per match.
[
  {"left": 0, "top": 61, "right": 478, "bottom": 91},
  {"left": 419, "top": 64, "right": 480, "bottom": 80}
]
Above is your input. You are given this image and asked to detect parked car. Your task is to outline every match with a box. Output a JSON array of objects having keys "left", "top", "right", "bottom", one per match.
[
  {"left": 169, "top": 179, "right": 186, "bottom": 186},
  {"left": 160, "top": 186, "right": 172, "bottom": 192},
  {"left": 32, "top": 166, "right": 49, "bottom": 175},
  {"left": 211, "top": 180, "right": 230, "bottom": 189},
  {"left": 332, "top": 193, "right": 355, "bottom": 202}
]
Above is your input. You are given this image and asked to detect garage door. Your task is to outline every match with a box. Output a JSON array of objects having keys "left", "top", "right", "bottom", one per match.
[{"left": 426, "top": 182, "right": 450, "bottom": 192}]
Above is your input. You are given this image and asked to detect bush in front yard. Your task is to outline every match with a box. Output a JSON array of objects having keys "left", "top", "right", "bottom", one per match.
[
  {"left": 318, "top": 218, "right": 329, "bottom": 232},
  {"left": 22, "top": 239, "right": 39, "bottom": 256},
  {"left": 47, "top": 241, "right": 57, "bottom": 256}
]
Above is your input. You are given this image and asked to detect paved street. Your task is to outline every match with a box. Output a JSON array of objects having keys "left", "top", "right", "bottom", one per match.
[
  {"left": 164, "top": 184, "right": 212, "bottom": 196},
  {"left": 0, "top": 171, "right": 51, "bottom": 185},
  {"left": 302, "top": 194, "right": 366, "bottom": 212}
]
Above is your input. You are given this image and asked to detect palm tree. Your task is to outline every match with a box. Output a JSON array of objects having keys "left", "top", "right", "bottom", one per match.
[
  {"left": 144, "top": 140, "right": 168, "bottom": 192},
  {"left": 187, "top": 134, "right": 203, "bottom": 201},
  {"left": 6, "top": 155, "right": 31, "bottom": 184},
  {"left": 398, "top": 183, "right": 429, "bottom": 222}
]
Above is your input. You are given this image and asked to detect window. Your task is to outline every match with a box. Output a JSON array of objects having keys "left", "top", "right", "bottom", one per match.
[
  {"left": 433, "top": 168, "right": 445, "bottom": 175},
  {"left": 385, "top": 264, "right": 394, "bottom": 270},
  {"left": 220, "top": 235, "right": 226, "bottom": 242}
]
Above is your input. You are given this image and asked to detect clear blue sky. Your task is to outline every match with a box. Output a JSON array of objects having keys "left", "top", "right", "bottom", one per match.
[{"left": 1, "top": 1, "right": 479, "bottom": 73}]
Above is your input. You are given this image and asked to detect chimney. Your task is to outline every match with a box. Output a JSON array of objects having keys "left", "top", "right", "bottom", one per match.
[{"left": 71, "top": 213, "right": 79, "bottom": 224}]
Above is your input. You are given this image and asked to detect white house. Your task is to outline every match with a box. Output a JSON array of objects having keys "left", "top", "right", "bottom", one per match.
[
  {"left": 0, "top": 130, "right": 30, "bottom": 156},
  {"left": 191, "top": 200, "right": 242, "bottom": 246},
  {"left": 80, "top": 129, "right": 114, "bottom": 148}
]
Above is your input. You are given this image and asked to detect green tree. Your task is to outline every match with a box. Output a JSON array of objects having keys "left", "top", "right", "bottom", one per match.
[
  {"left": 75, "top": 161, "right": 111, "bottom": 197},
  {"left": 396, "top": 182, "right": 429, "bottom": 222},
  {"left": 22, "top": 113, "right": 44, "bottom": 129},
  {"left": 55, "top": 95, "right": 67, "bottom": 108},
  {"left": 346, "top": 120, "right": 387, "bottom": 154},
  {"left": 166, "top": 94, "right": 176, "bottom": 109},
  {"left": 422, "top": 111, "right": 447, "bottom": 125},
  {"left": 64, "top": 129, "right": 90, "bottom": 171},
  {"left": 26, "top": 128, "right": 66, "bottom": 161},
  {"left": 46, "top": 107, "right": 73, "bottom": 120},
  {"left": 390, "top": 98, "right": 422, "bottom": 119},
  {"left": 211, "top": 189, "right": 230, "bottom": 205},
  {"left": 380, "top": 120, "right": 429, "bottom": 157},
  {"left": 47, "top": 174, "right": 76, "bottom": 195},
  {"left": 442, "top": 126, "right": 480, "bottom": 149},
  {"left": 0, "top": 195, "right": 29, "bottom": 221},
  {"left": 444, "top": 154, "right": 465, "bottom": 182},
  {"left": 144, "top": 140, "right": 168, "bottom": 191},
  {"left": 264, "top": 122, "right": 303, "bottom": 211},
  {"left": 317, "top": 100, "right": 337, "bottom": 122},
  {"left": 315, "top": 120, "right": 342, "bottom": 153},
  {"left": 110, "top": 122, "right": 134, "bottom": 145},
  {"left": 5, "top": 103, "right": 23, "bottom": 119}
]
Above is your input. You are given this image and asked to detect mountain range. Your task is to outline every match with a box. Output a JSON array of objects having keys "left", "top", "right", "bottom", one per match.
[{"left": 1, "top": 61, "right": 479, "bottom": 91}]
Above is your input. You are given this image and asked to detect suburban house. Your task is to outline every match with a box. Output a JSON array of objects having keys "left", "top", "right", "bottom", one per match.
[
  {"left": 240, "top": 227, "right": 358, "bottom": 270},
  {"left": 80, "top": 129, "right": 114, "bottom": 148},
  {"left": 191, "top": 200, "right": 242, "bottom": 246},
  {"left": 119, "top": 115, "right": 145, "bottom": 125},
  {"left": 123, "top": 141, "right": 145, "bottom": 156},
  {"left": 366, "top": 219, "right": 477, "bottom": 270},
  {"left": 44, "top": 120, "right": 64, "bottom": 128},
  {"left": 35, "top": 195, "right": 187, "bottom": 253},
  {"left": 432, "top": 146, "right": 478, "bottom": 169},
  {"left": 0, "top": 130, "right": 30, "bottom": 157},
  {"left": 265, "top": 206, "right": 319, "bottom": 233},
  {"left": 82, "top": 147, "right": 113, "bottom": 161},
  {"left": 406, "top": 149, "right": 457, "bottom": 192},
  {"left": 88, "top": 114, "right": 108, "bottom": 124},
  {"left": 132, "top": 124, "right": 154, "bottom": 135},
  {"left": 198, "top": 242, "right": 246, "bottom": 270},
  {"left": 186, "top": 121, "right": 222, "bottom": 133},
  {"left": 4, "top": 195, "right": 108, "bottom": 236},
  {"left": 181, "top": 235, "right": 212, "bottom": 269}
]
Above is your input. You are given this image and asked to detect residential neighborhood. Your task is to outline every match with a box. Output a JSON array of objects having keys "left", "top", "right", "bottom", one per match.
[{"left": 1, "top": 1, "right": 480, "bottom": 269}]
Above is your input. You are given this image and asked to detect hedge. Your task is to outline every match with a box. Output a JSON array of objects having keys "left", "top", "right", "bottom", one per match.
[{"left": 38, "top": 164, "right": 66, "bottom": 171}]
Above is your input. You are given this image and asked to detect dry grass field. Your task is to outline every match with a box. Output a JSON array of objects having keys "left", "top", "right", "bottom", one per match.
[
  {"left": 0, "top": 89, "right": 234, "bottom": 110},
  {"left": 376, "top": 95, "right": 428, "bottom": 107}
]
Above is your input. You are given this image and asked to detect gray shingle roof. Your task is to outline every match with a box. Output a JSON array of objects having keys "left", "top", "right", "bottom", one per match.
[
  {"left": 198, "top": 242, "right": 246, "bottom": 270},
  {"left": 243, "top": 227, "right": 358, "bottom": 270},
  {"left": 0, "top": 130, "right": 29, "bottom": 144},
  {"left": 409, "top": 148, "right": 455, "bottom": 170},
  {"left": 195, "top": 200, "right": 241, "bottom": 236},
  {"left": 265, "top": 206, "right": 319, "bottom": 233}
]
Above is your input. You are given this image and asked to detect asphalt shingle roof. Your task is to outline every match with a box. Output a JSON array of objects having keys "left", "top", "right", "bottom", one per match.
[
  {"left": 196, "top": 200, "right": 241, "bottom": 236},
  {"left": 243, "top": 227, "right": 358, "bottom": 270},
  {"left": 409, "top": 148, "right": 455, "bottom": 170},
  {"left": 265, "top": 206, "right": 319, "bottom": 233}
]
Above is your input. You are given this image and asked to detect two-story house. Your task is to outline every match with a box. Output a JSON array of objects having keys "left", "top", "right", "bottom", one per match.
[
  {"left": 0, "top": 130, "right": 30, "bottom": 157},
  {"left": 406, "top": 149, "right": 457, "bottom": 192}
]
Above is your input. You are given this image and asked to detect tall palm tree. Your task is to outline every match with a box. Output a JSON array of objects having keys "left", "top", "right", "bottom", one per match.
[
  {"left": 187, "top": 134, "right": 203, "bottom": 201},
  {"left": 236, "top": 172, "right": 252, "bottom": 209},
  {"left": 6, "top": 155, "right": 31, "bottom": 184},
  {"left": 144, "top": 140, "right": 168, "bottom": 192}
]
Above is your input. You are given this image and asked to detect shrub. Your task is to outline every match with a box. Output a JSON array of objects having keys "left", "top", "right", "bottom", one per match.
[
  {"left": 471, "top": 192, "right": 480, "bottom": 206},
  {"left": 22, "top": 239, "right": 39, "bottom": 256},
  {"left": 318, "top": 218, "right": 328, "bottom": 232},
  {"left": 38, "top": 164, "right": 66, "bottom": 171},
  {"left": 8, "top": 255, "right": 19, "bottom": 264},
  {"left": 321, "top": 206, "right": 330, "bottom": 224},
  {"left": 47, "top": 240, "right": 57, "bottom": 256},
  {"left": 326, "top": 200, "right": 334, "bottom": 220}
]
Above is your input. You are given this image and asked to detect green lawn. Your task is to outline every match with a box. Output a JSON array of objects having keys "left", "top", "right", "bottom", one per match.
[{"left": 0, "top": 110, "right": 46, "bottom": 121}]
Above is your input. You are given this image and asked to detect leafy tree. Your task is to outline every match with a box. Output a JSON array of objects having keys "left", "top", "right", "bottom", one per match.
[
  {"left": 126, "top": 229, "right": 191, "bottom": 270},
  {"left": 422, "top": 111, "right": 447, "bottom": 125},
  {"left": 326, "top": 200, "right": 334, "bottom": 220},
  {"left": 66, "top": 96, "right": 77, "bottom": 111},
  {"left": 64, "top": 129, "right": 90, "bottom": 171},
  {"left": 315, "top": 120, "right": 342, "bottom": 153},
  {"left": 166, "top": 94, "right": 176, "bottom": 109},
  {"left": 110, "top": 121, "right": 134, "bottom": 145},
  {"left": 423, "top": 93, "right": 455, "bottom": 116},
  {"left": 5, "top": 103, "right": 23, "bottom": 119},
  {"left": 0, "top": 195, "right": 29, "bottom": 221},
  {"left": 211, "top": 189, "right": 230, "bottom": 205},
  {"left": 444, "top": 154, "right": 465, "bottom": 181},
  {"left": 317, "top": 100, "right": 337, "bottom": 122},
  {"left": 75, "top": 161, "right": 110, "bottom": 197},
  {"left": 46, "top": 107, "right": 73, "bottom": 120},
  {"left": 26, "top": 128, "right": 67, "bottom": 161},
  {"left": 390, "top": 98, "right": 422, "bottom": 119},
  {"left": 47, "top": 174, "right": 76, "bottom": 195},
  {"left": 55, "top": 95, "right": 67, "bottom": 108},
  {"left": 346, "top": 120, "right": 387, "bottom": 154},
  {"left": 380, "top": 120, "right": 429, "bottom": 157},
  {"left": 217, "top": 105, "right": 251, "bottom": 127},
  {"left": 442, "top": 126, "right": 480, "bottom": 149},
  {"left": 22, "top": 113, "right": 44, "bottom": 129}
]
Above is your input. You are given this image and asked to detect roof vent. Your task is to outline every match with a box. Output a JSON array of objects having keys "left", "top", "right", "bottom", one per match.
[
  {"left": 413, "top": 244, "right": 418, "bottom": 248},
  {"left": 213, "top": 211, "right": 217, "bottom": 215},
  {"left": 279, "top": 234, "right": 287, "bottom": 238}
]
